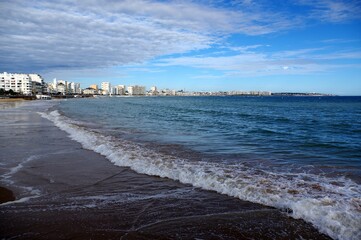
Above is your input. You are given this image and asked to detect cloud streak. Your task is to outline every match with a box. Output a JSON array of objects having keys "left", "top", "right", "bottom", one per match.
[
  {"left": 155, "top": 47, "right": 361, "bottom": 77},
  {"left": 295, "top": 0, "right": 361, "bottom": 22}
]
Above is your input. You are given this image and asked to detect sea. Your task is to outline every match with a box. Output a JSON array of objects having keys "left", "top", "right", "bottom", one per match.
[{"left": 18, "top": 96, "right": 361, "bottom": 239}]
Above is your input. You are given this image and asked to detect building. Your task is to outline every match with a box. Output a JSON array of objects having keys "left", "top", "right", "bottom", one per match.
[
  {"left": 101, "top": 82, "right": 111, "bottom": 95},
  {"left": 127, "top": 85, "right": 146, "bottom": 95},
  {"left": 0, "top": 72, "right": 33, "bottom": 95},
  {"left": 160, "top": 88, "right": 176, "bottom": 96},
  {"left": 69, "top": 82, "right": 81, "bottom": 94},
  {"left": 28, "top": 74, "right": 43, "bottom": 84},
  {"left": 56, "top": 82, "right": 67, "bottom": 95},
  {"left": 111, "top": 87, "right": 117, "bottom": 95},
  {"left": 150, "top": 86, "right": 157, "bottom": 92},
  {"left": 47, "top": 79, "right": 81, "bottom": 95},
  {"left": 149, "top": 86, "right": 159, "bottom": 95},
  {"left": 29, "top": 74, "right": 45, "bottom": 94},
  {"left": 90, "top": 84, "right": 98, "bottom": 90},
  {"left": 83, "top": 87, "right": 97, "bottom": 95},
  {"left": 116, "top": 85, "right": 126, "bottom": 95}
]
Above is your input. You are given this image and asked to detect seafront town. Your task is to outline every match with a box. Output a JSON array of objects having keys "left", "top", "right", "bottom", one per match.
[
  {"left": 0, "top": 71, "right": 274, "bottom": 98},
  {"left": 1, "top": 71, "right": 331, "bottom": 99}
]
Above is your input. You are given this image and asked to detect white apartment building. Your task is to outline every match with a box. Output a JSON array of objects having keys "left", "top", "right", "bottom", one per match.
[
  {"left": 56, "top": 81, "right": 67, "bottom": 95},
  {"left": 150, "top": 86, "right": 157, "bottom": 92},
  {"left": 28, "top": 74, "right": 43, "bottom": 84},
  {"left": 29, "top": 74, "right": 45, "bottom": 94},
  {"left": 47, "top": 79, "right": 81, "bottom": 95},
  {"left": 101, "top": 82, "right": 111, "bottom": 95},
  {"left": 160, "top": 88, "right": 176, "bottom": 96},
  {"left": 149, "top": 86, "right": 159, "bottom": 95},
  {"left": 116, "top": 85, "right": 126, "bottom": 95},
  {"left": 83, "top": 87, "right": 97, "bottom": 95},
  {"left": 127, "top": 85, "right": 146, "bottom": 95},
  {"left": 0, "top": 72, "right": 32, "bottom": 95},
  {"left": 69, "top": 82, "right": 81, "bottom": 94}
]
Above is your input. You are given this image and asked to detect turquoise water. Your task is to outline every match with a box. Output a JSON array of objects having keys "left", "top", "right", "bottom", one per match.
[{"left": 50, "top": 96, "right": 361, "bottom": 239}]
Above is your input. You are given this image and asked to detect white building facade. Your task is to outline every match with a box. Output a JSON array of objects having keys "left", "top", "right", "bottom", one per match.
[
  {"left": 29, "top": 74, "right": 45, "bottom": 94},
  {"left": 116, "top": 85, "right": 125, "bottom": 95},
  {"left": 101, "top": 82, "right": 111, "bottom": 95},
  {"left": 0, "top": 72, "right": 33, "bottom": 95},
  {"left": 69, "top": 82, "right": 81, "bottom": 94},
  {"left": 47, "top": 79, "right": 81, "bottom": 95},
  {"left": 127, "top": 85, "right": 146, "bottom": 95}
]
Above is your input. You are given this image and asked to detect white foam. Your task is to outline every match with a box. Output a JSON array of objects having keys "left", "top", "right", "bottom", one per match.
[
  {"left": 0, "top": 155, "right": 43, "bottom": 206},
  {"left": 39, "top": 110, "right": 361, "bottom": 240},
  {"left": 1, "top": 151, "right": 71, "bottom": 206}
]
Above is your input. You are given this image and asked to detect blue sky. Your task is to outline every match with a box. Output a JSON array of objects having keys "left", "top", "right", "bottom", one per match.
[{"left": 1, "top": 0, "right": 360, "bottom": 95}]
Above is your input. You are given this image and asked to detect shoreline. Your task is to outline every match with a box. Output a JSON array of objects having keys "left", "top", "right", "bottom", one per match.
[
  {"left": 0, "top": 101, "right": 332, "bottom": 239},
  {"left": 0, "top": 98, "right": 29, "bottom": 110},
  {"left": 0, "top": 98, "right": 26, "bottom": 102}
]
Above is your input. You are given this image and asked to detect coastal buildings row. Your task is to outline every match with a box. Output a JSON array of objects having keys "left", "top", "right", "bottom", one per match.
[
  {"left": 1, "top": 72, "right": 274, "bottom": 97},
  {"left": 0, "top": 72, "right": 45, "bottom": 95},
  {"left": 0, "top": 72, "right": 81, "bottom": 96},
  {"left": 47, "top": 79, "right": 81, "bottom": 95},
  {"left": 84, "top": 82, "right": 147, "bottom": 96}
]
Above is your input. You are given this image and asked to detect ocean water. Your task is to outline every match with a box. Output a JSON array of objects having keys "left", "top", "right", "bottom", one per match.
[{"left": 41, "top": 96, "right": 361, "bottom": 240}]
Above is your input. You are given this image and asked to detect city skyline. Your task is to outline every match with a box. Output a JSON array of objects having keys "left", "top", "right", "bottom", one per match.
[{"left": 1, "top": 1, "right": 361, "bottom": 95}]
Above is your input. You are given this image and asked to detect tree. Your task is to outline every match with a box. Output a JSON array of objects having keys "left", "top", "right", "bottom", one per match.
[{"left": 0, "top": 88, "right": 4, "bottom": 95}]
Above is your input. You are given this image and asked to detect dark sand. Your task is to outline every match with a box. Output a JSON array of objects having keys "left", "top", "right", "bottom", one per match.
[
  {"left": 0, "top": 102, "right": 331, "bottom": 239},
  {"left": 0, "top": 186, "right": 15, "bottom": 204}
]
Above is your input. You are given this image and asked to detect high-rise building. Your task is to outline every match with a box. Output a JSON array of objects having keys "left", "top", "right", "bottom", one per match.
[
  {"left": 101, "top": 82, "right": 111, "bottom": 95},
  {"left": 56, "top": 80, "right": 67, "bottom": 95},
  {"left": 70, "top": 82, "right": 81, "bottom": 94},
  {"left": 29, "top": 74, "right": 45, "bottom": 94},
  {"left": 48, "top": 79, "right": 81, "bottom": 95}
]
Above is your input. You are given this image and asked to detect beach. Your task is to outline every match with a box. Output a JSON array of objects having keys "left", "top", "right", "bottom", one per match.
[
  {"left": 0, "top": 98, "right": 27, "bottom": 110},
  {"left": 0, "top": 100, "right": 334, "bottom": 239}
]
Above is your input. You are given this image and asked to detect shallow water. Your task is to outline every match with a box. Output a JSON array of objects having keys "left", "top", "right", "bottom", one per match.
[
  {"left": 0, "top": 101, "right": 331, "bottom": 239},
  {"left": 1, "top": 97, "right": 360, "bottom": 239},
  {"left": 53, "top": 96, "right": 361, "bottom": 240}
]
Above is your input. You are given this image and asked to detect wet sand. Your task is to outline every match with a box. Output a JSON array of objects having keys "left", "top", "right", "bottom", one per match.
[
  {"left": 0, "top": 186, "right": 15, "bottom": 204},
  {"left": 0, "top": 103, "right": 331, "bottom": 239},
  {"left": 0, "top": 98, "right": 26, "bottom": 110}
]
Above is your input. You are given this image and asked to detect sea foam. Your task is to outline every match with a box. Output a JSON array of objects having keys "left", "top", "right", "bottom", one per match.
[{"left": 39, "top": 110, "right": 361, "bottom": 240}]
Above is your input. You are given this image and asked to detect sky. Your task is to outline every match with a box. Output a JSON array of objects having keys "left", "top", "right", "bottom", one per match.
[{"left": 0, "top": 0, "right": 360, "bottom": 95}]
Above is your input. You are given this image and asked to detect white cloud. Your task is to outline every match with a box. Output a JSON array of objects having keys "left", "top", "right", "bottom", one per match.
[
  {"left": 0, "top": 0, "right": 359, "bottom": 75},
  {"left": 0, "top": 0, "right": 222, "bottom": 72},
  {"left": 0, "top": 0, "right": 305, "bottom": 73}
]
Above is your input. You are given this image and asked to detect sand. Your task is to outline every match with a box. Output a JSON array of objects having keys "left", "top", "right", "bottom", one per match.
[{"left": 0, "top": 186, "right": 15, "bottom": 204}]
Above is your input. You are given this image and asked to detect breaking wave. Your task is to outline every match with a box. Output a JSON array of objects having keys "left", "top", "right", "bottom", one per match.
[{"left": 39, "top": 110, "right": 361, "bottom": 240}]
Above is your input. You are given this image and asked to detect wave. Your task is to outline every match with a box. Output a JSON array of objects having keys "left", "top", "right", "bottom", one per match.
[{"left": 39, "top": 110, "right": 361, "bottom": 240}]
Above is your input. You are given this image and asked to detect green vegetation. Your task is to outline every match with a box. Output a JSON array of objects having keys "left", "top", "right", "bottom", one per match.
[{"left": 0, "top": 89, "right": 19, "bottom": 96}]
